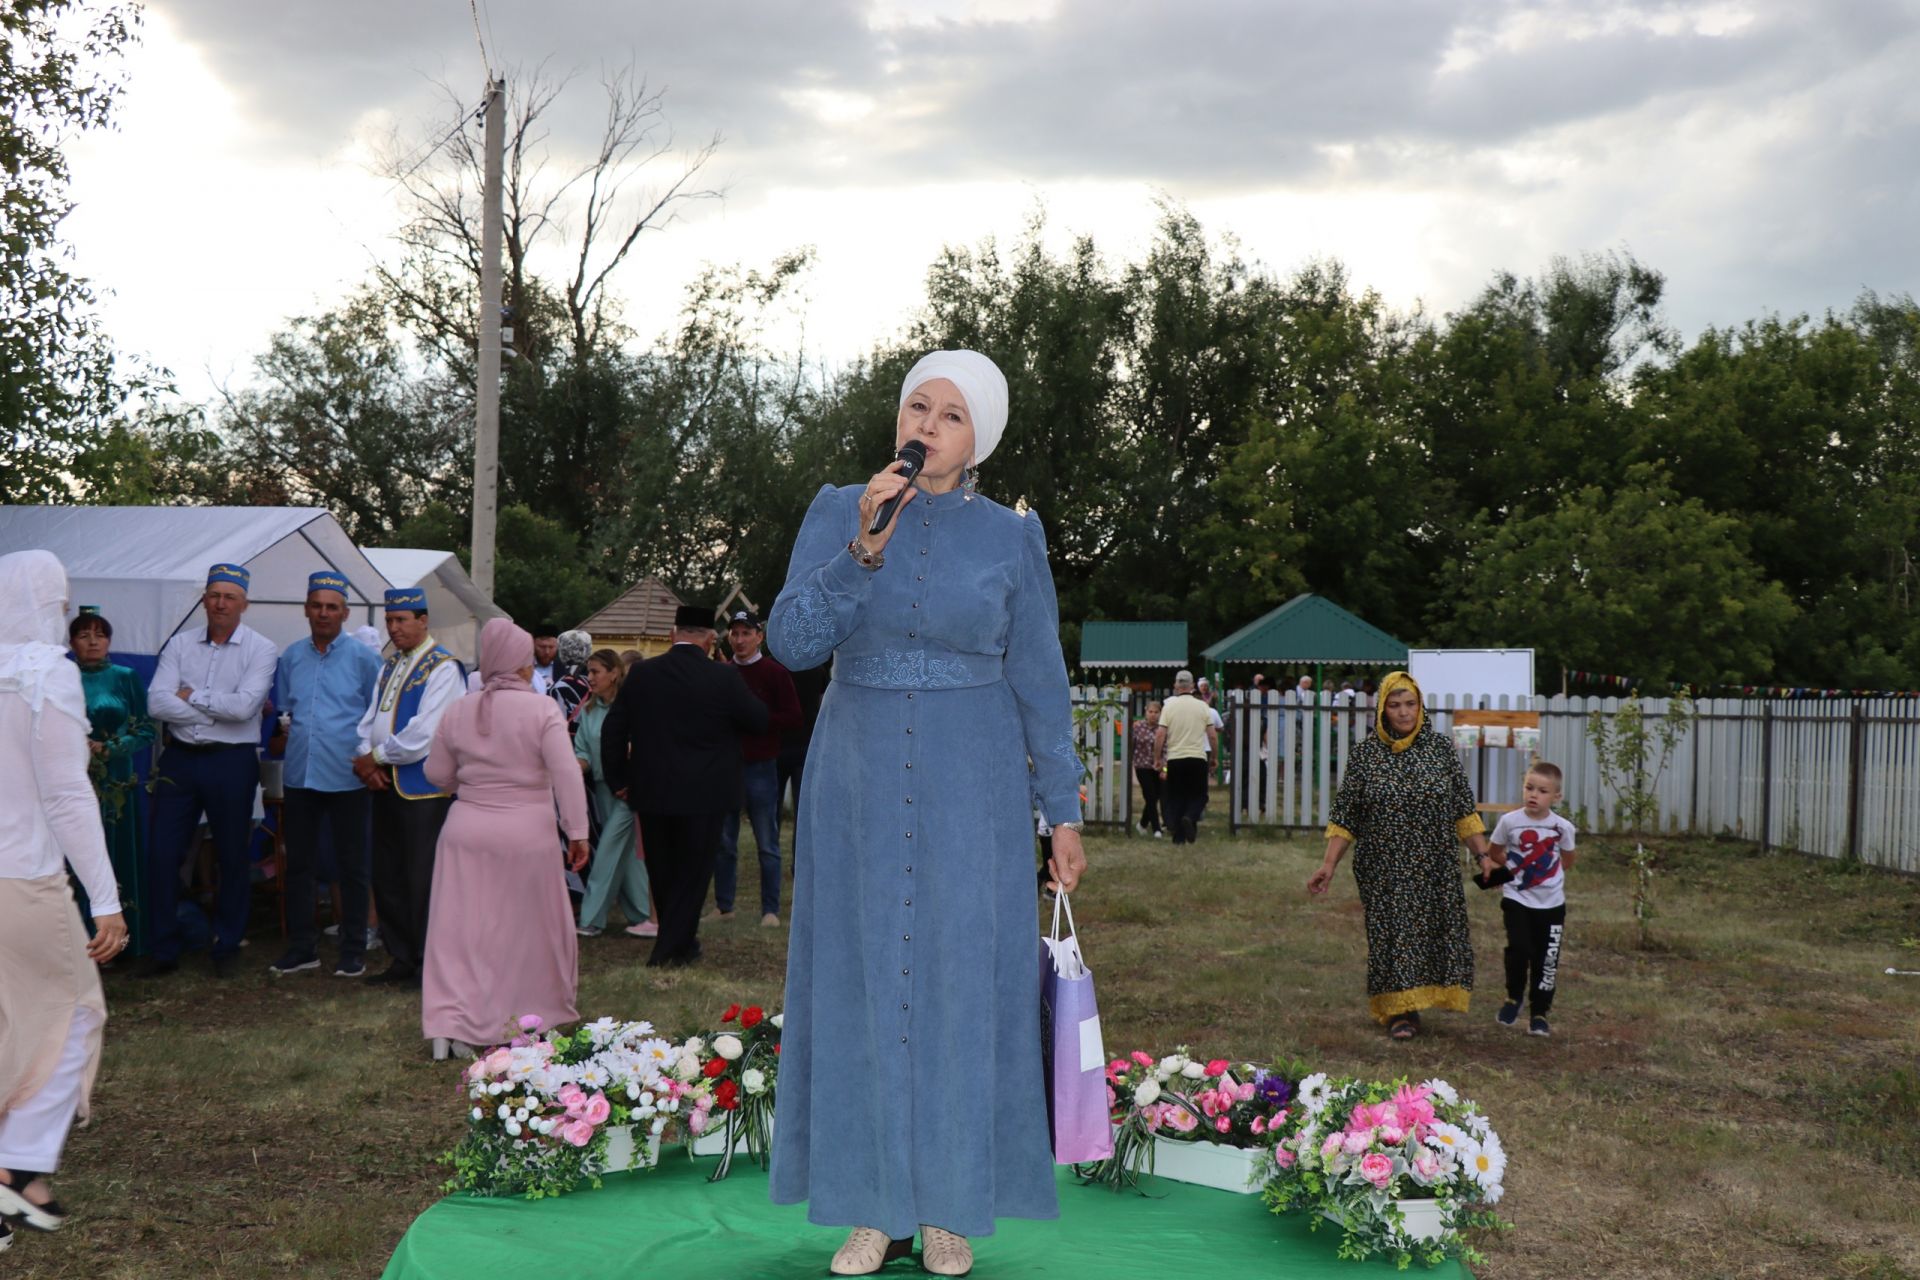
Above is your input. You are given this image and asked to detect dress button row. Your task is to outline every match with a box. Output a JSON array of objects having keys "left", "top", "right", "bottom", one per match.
[
  {"left": 904, "top": 899, "right": 911, "bottom": 907},
  {"left": 903, "top": 933, "right": 911, "bottom": 941},
  {"left": 919, "top": 548, "right": 928, "bottom": 556},
  {"left": 905, "top": 762, "right": 912, "bottom": 769},
  {"left": 906, "top": 865, "right": 913, "bottom": 872},
  {"left": 905, "top": 831, "right": 914, "bottom": 838}
]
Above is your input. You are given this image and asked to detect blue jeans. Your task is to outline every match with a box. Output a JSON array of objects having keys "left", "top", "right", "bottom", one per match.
[{"left": 716, "top": 759, "right": 782, "bottom": 916}]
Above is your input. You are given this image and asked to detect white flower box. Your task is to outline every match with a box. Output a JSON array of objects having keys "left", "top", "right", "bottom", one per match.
[
  {"left": 689, "top": 1117, "right": 772, "bottom": 1157},
  {"left": 601, "top": 1126, "right": 660, "bottom": 1173},
  {"left": 1321, "top": 1197, "right": 1446, "bottom": 1242},
  {"left": 1148, "top": 1136, "right": 1269, "bottom": 1194}
]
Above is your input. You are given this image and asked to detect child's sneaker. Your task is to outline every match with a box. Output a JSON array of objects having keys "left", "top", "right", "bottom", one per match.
[
  {"left": 1528, "top": 1015, "right": 1551, "bottom": 1037},
  {"left": 1496, "top": 1001, "right": 1520, "bottom": 1027}
]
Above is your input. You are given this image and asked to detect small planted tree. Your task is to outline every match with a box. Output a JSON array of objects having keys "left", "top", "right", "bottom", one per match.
[{"left": 1585, "top": 693, "right": 1695, "bottom": 947}]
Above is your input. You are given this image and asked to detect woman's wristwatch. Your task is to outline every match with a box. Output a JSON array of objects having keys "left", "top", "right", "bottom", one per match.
[
  {"left": 846, "top": 538, "right": 883, "bottom": 569},
  {"left": 1055, "top": 821, "right": 1085, "bottom": 832}
]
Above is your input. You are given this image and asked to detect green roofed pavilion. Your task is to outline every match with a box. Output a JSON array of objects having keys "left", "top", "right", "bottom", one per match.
[
  {"left": 1079, "top": 621, "right": 1189, "bottom": 669},
  {"left": 1201, "top": 594, "right": 1406, "bottom": 667}
]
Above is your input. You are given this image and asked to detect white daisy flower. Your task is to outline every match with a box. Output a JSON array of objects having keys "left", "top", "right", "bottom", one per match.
[
  {"left": 1462, "top": 1110, "right": 1493, "bottom": 1140},
  {"left": 1419, "top": 1079, "right": 1459, "bottom": 1106},
  {"left": 1296, "top": 1073, "right": 1331, "bottom": 1116},
  {"left": 1424, "top": 1122, "right": 1470, "bottom": 1156},
  {"left": 1464, "top": 1129, "right": 1506, "bottom": 1201}
]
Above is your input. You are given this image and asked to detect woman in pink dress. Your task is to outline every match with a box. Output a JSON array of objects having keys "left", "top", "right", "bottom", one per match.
[{"left": 421, "top": 619, "right": 591, "bottom": 1059}]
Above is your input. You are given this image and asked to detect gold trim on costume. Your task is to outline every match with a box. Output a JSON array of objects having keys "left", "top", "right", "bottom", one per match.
[
  {"left": 1455, "top": 814, "right": 1486, "bottom": 839},
  {"left": 1369, "top": 984, "right": 1471, "bottom": 1024},
  {"left": 1325, "top": 822, "right": 1355, "bottom": 842}
]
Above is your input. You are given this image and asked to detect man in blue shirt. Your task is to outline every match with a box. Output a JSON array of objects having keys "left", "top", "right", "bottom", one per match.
[{"left": 268, "top": 571, "right": 383, "bottom": 978}]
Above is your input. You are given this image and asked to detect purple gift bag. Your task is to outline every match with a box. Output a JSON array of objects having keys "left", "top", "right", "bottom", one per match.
[{"left": 1040, "top": 892, "right": 1113, "bottom": 1164}]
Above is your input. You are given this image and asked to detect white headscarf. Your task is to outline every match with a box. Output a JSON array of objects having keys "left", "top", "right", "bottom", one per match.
[
  {"left": 899, "top": 349, "right": 1010, "bottom": 465},
  {"left": 0, "top": 549, "right": 85, "bottom": 721}
]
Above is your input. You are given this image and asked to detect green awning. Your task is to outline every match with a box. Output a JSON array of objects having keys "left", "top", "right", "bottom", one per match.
[
  {"left": 1201, "top": 594, "right": 1407, "bottom": 666},
  {"left": 1079, "top": 621, "right": 1189, "bottom": 669}
]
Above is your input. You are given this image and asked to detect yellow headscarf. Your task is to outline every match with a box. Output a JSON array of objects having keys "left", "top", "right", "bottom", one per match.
[{"left": 1374, "top": 670, "right": 1427, "bottom": 753}]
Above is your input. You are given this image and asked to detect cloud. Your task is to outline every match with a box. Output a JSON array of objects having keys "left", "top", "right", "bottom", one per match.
[{"left": 67, "top": 0, "right": 1920, "bottom": 393}]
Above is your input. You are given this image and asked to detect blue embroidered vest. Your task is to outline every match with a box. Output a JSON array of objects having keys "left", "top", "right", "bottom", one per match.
[{"left": 376, "top": 642, "right": 460, "bottom": 799}]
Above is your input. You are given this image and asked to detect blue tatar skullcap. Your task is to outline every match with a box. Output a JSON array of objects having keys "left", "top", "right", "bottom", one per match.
[
  {"left": 384, "top": 586, "right": 428, "bottom": 613},
  {"left": 308, "top": 570, "right": 351, "bottom": 599},
  {"left": 207, "top": 563, "right": 251, "bottom": 593}
]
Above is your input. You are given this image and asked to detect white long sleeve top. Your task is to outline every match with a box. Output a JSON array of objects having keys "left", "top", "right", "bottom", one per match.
[
  {"left": 147, "top": 622, "right": 278, "bottom": 746},
  {"left": 0, "top": 662, "right": 121, "bottom": 915},
  {"left": 356, "top": 636, "right": 465, "bottom": 765}
]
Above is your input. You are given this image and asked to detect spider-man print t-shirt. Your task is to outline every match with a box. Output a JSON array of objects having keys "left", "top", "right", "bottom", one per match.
[{"left": 1489, "top": 809, "right": 1577, "bottom": 909}]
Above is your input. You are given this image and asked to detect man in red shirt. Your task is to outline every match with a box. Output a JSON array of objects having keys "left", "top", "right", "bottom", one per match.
[{"left": 714, "top": 610, "right": 802, "bottom": 925}]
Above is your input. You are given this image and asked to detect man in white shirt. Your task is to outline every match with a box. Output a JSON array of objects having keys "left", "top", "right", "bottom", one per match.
[
  {"left": 530, "top": 624, "right": 560, "bottom": 697},
  {"left": 354, "top": 588, "right": 465, "bottom": 986},
  {"left": 140, "top": 563, "right": 278, "bottom": 979}
]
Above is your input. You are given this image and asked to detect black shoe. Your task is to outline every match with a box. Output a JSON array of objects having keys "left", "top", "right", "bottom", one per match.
[
  {"left": 366, "top": 965, "right": 417, "bottom": 987},
  {"left": 211, "top": 953, "right": 239, "bottom": 980},
  {"left": 1496, "top": 1001, "right": 1520, "bottom": 1028},
  {"left": 267, "top": 951, "right": 320, "bottom": 978},
  {"left": 333, "top": 958, "right": 367, "bottom": 979},
  {"left": 1528, "top": 1015, "right": 1552, "bottom": 1037},
  {"left": 134, "top": 957, "right": 179, "bottom": 980}
]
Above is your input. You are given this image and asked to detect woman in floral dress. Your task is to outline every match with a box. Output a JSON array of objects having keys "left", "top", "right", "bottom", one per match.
[{"left": 1307, "top": 671, "right": 1491, "bottom": 1038}]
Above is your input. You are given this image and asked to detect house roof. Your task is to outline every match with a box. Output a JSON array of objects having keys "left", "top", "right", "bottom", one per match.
[
  {"left": 1200, "top": 594, "right": 1407, "bottom": 666},
  {"left": 577, "top": 576, "right": 684, "bottom": 638},
  {"left": 1079, "top": 621, "right": 1189, "bottom": 668}
]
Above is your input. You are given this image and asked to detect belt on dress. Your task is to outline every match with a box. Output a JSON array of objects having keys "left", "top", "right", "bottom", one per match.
[{"left": 831, "top": 648, "right": 1004, "bottom": 691}]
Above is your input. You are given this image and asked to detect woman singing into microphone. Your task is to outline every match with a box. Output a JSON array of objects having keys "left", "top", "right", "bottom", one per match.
[{"left": 765, "top": 350, "right": 1087, "bottom": 1277}]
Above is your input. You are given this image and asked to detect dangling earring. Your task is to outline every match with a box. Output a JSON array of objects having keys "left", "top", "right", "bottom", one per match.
[{"left": 963, "top": 456, "right": 979, "bottom": 500}]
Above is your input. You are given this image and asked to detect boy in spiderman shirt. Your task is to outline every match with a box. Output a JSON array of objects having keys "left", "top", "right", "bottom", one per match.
[{"left": 1475, "top": 761, "right": 1577, "bottom": 1037}]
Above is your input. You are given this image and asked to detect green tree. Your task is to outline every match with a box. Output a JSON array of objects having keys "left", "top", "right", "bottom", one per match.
[
  {"left": 0, "top": 0, "right": 143, "bottom": 502},
  {"left": 1434, "top": 463, "right": 1795, "bottom": 683}
]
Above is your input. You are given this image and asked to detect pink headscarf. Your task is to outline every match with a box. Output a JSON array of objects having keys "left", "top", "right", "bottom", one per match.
[{"left": 476, "top": 617, "right": 534, "bottom": 736}]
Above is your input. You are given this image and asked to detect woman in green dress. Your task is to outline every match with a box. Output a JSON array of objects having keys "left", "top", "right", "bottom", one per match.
[
  {"left": 1307, "top": 670, "right": 1491, "bottom": 1039},
  {"left": 573, "top": 649, "right": 653, "bottom": 938},
  {"left": 67, "top": 609, "right": 155, "bottom": 953}
]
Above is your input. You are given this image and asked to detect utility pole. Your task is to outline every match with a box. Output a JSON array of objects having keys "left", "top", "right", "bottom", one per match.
[{"left": 471, "top": 77, "right": 506, "bottom": 596}]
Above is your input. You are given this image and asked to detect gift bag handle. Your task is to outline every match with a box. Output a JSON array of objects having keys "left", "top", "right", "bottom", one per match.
[{"left": 1049, "top": 889, "right": 1079, "bottom": 945}]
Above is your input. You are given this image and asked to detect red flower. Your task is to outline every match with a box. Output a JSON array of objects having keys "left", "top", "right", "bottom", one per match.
[
  {"left": 741, "top": 1006, "right": 764, "bottom": 1028},
  {"left": 721, "top": 1003, "right": 742, "bottom": 1023},
  {"left": 715, "top": 1079, "right": 740, "bottom": 1110},
  {"left": 774, "top": 1044, "right": 782, "bottom": 1055},
  {"left": 703, "top": 1057, "right": 728, "bottom": 1079}
]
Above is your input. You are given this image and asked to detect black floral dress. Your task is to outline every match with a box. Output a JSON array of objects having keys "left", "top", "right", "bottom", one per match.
[{"left": 1326, "top": 725, "right": 1482, "bottom": 1023}]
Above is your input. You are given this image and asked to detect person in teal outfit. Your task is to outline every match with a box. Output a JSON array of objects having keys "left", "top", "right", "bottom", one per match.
[
  {"left": 573, "top": 649, "right": 653, "bottom": 938},
  {"left": 66, "top": 609, "right": 155, "bottom": 953}
]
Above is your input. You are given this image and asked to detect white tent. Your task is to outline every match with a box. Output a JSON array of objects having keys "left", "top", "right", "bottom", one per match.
[
  {"left": 360, "top": 547, "right": 505, "bottom": 665},
  {"left": 0, "top": 506, "right": 391, "bottom": 672}
]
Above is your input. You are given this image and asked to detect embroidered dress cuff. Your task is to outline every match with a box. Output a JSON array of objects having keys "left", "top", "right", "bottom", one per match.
[
  {"left": 1325, "top": 822, "right": 1355, "bottom": 842},
  {"left": 1455, "top": 814, "right": 1486, "bottom": 839}
]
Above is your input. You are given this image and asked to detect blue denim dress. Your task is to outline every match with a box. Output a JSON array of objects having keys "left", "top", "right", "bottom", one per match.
[{"left": 766, "top": 482, "right": 1083, "bottom": 1238}]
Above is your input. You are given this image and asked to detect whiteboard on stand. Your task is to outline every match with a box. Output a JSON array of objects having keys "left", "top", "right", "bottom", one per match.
[{"left": 1408, "top": 649, "right": 1535, "bottom": 701}]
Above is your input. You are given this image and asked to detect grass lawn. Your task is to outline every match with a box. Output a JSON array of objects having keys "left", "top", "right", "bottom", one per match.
[{"left": 18, "top": 804, "right": 1920, "bottom": 1279}]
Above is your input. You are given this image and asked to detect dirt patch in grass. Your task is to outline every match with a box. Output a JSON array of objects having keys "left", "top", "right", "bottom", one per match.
[{"left": 13, "top": 826, "right": 1920, "bottom": 1278}]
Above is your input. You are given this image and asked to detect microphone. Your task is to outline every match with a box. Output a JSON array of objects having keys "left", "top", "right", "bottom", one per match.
[{"left": 867, "top": 439, "right": 928, "bottom": 535}]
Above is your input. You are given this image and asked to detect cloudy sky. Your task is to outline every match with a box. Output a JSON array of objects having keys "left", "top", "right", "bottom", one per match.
[{"left": 63, "top": 0, "right": 1920, "bottom": 398}]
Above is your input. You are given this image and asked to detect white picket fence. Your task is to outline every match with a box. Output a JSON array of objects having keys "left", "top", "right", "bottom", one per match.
[{"left": 1068, "top": 687, "right": 1920, "bottom": 872}]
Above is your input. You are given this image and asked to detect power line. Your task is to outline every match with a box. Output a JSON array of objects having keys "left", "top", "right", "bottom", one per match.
[
  {"left": 468, "top": 0, "right": 491, "bottom": 79},
  {"left": 385, "top": 96, "right": 487, "bottom": 193}
]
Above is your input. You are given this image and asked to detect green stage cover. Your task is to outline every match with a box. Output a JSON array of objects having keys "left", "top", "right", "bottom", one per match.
[{"left": 382, "top": 1156, "right": 1470, "bottom": 1279}]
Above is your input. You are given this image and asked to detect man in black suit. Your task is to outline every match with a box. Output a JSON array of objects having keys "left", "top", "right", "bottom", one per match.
[{"left": 602, "top": 605, "right": 769, "bottom": 967}]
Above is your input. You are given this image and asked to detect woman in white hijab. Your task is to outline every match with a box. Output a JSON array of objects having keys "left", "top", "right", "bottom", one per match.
[{"left": 0, "top": 550, "right": 127, "bottom": 1250}]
